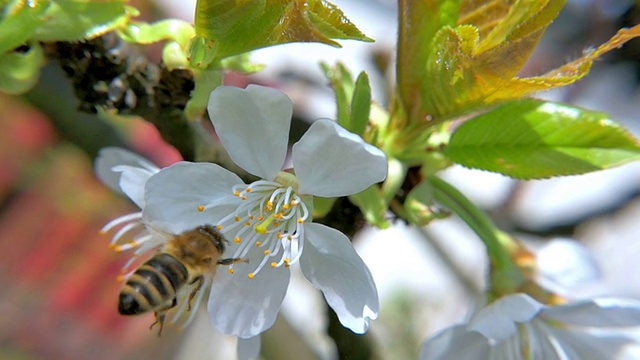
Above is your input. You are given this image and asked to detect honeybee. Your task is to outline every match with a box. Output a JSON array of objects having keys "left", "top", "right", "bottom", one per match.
[{"left": 118, "top": 225, "right": 246, "bottom": 336}]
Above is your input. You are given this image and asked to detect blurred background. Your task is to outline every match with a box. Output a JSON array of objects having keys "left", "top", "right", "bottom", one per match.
[{"left": 1, "top": 0, "right": 640, "bottom": 359}]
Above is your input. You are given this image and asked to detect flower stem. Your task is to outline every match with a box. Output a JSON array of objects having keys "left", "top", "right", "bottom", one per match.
[{"left": 428, "top": 176, "right": 525, "bottom": 295}]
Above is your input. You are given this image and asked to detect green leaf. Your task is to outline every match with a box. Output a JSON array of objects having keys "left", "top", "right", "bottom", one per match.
[
  {"left": 0, "top": 0, "right": 48, "bottom": 53},
  {"left": 445, "top": 99, "right": 640, "bottom": 179},
  {"left": 33, "top": 0, "right": 136, "bottom": 42},
  {"left": 194, "top": 0, "right": 371, "bottom": 60},
  {"left": 350, "top": 72, "right": 371, "bottom": 135},
  {"left": 321, "top": 62, "right": 354, "bottom": 130},
  {"left": 0, "top": 43, "right": 43, "bottom": 94}
]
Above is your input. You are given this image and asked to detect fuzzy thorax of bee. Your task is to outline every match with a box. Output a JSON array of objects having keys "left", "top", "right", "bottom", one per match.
[{"left": 197, "top": 171, "right": 311, "bottom": 279}]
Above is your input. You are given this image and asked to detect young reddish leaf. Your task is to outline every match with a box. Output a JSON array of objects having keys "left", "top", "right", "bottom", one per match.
[
  {"left": 445, "top": 99, "right": 640, "bottom": 179},
  {"left": 399, "top": 1, "right": 640, "bottom": 126},
  {"left": 194, "top": 0, "right": 371, "bottom": 60}
]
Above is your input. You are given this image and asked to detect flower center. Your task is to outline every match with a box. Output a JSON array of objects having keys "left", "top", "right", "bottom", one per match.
[{"left": 200, "top": 178, "right": 310, "bottom": 278}]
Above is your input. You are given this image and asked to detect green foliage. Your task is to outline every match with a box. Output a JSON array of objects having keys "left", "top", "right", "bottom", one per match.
[
  {"left": 445, "top": 99, "right": 640, "bottom": 179},
  {"left": 321, "top": 62, "right": 371, "bottom": 136},
  {"left": 0, "top": 42, "right": 42, "bottom": 94}
]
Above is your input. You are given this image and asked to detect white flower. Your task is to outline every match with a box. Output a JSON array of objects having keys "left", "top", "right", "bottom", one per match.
[
  {"left": 142, "top": 84, "right": 387, "bottom": 340},
  {"left": 420, "top": 293, "right": 640, "bottom": 360}
]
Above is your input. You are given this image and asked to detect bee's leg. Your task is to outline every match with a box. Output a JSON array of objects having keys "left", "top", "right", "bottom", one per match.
[
  {"left": 149, "top": 298, "right": 177, "bottom": 337},
  {"left": 187, "top": 276, "right": 204, "bottom": 311},
  {"left": 217, "top": 257, "right": 248, "bottom": 266}
]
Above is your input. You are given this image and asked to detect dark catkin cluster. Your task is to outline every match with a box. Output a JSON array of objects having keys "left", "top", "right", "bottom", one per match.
[{"left": 43, "top": 33, "right": 198, "bottom": 160}]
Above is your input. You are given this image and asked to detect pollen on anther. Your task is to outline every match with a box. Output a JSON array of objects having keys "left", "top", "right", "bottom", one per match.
[
  {"left": 241, "top": 195, "right": 247, "bottom": 200},
  {"left": 248, "top": 273, "right": 255, "bottom": 279},
  {"left": 249, "top": 215, "right": 254, "bottom": 220},
  {"left": 234, "top": 190, "right": 241, "bottom": 196},
  {"left": 246, "top": 188, "right": 252, "bottom": 193},
  {"left": 245, "top": 221, "right": 251, "bottom": 226},
  {"left": 234, "top": 237, "right": 241, "bottom": 243},
  {"left": 255, "top": 241, "right": 262, "bottom": 246},
  {"left": 217, "top": 225, "right": 223, "bottom": 230},
  {"left": 116, "top": 274, "right": 126, "bottom": 282},
  {"left": 263, "top": 250, "right": 270, "bottom": 255},
  {"left": 276, "top": 232, "right": 284, "bottom": 239},
  {"left": 234, "top": 216, "right": 241, "bottom": 222},
  {"left": 198, "top": 205, "right": 205, "bottom": 212},
  {"left": 258, "top": 216, "right": 264, "bottom": 221},
  {"left": 228, "top": 268, "right": 234, "bottom": 274},
  {"left": 297, "top": 218, "right": 304, "bottom": 224},
  {"left": 271, "top": 262, "right": 277, "bottom": 268}
]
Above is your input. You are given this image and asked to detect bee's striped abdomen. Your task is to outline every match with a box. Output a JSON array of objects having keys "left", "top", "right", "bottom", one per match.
[{"left": 118, "top": 253, "right": 189, "bottom": 315}]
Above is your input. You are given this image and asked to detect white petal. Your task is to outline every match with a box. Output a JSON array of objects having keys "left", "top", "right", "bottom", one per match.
[
  {"left": 208, "top": 257, "right": 290, "bottom": 338},
  {"left": 292, "top": 119, "right": 387, "bottom": 197},
  {"left": 237, "top": 336, "right": 261, "bottom": 360},
  {"left": 95, "top": 147, "right": 159, "bottom": 198},
  {"left": 114, "top": 166, "right": 154, "bottom": 208},
  {"left": 299, "top": 223, "right": 379, "bottom": 333},
  {"left": 208, "top": 85, "right": 291, "bottom": 180},
  {"left": 542, "top": 324, "right": 633, "bottom": 360},
  {"left": 537, "top": 238, "right": 601, "bottom": 286},
  {"left": 468, "top": 294, "right": 544, "bottom": 341},
  {"left": 143, "top": 162, "right": 242, "bottom": 234},
  {"left": 542, "top": 297, "right": 640, "bottom": 327},
  {"left": 419, "top": 325, "right": 491, "bottom": 360}
]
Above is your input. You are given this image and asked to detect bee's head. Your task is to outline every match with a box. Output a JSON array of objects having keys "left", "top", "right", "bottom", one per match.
[{"left": 196, "top": 224, "right": 227, "bottom": 254}]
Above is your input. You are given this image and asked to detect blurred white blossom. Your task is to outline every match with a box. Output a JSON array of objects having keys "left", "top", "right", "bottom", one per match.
[{"left": 420, "top": 293, "right": 640, "bottom": 360}]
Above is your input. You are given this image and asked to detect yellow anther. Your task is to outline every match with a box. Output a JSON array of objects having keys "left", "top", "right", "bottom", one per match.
[
  {"left": 255, "top": 241, "right": 263, "bottom": 246},
  {"left": 217, "top": 225, "right": 223, "bottom": 230},
  {"left": 283, "top": 204, "right": 290, "bottom": 210},
  {"left": 234, "top": 216, "right": 241, "bottom": 222},
  {"left": 248, "top": 273, "right": 255, "bottom": 279},
  {"left": 264, "top": 250, "right": 270, "bottom": 255},
  {"left": 228, "top": 268, "right": 234, "bottom": 274},
  {"left": 284, "top": 258, "right": 290, "bottom": 264},
  {"left": 241, "top": 195, "right": 247, "bottom": 200},
  {"left": 258, "top": 216, "right": 264, "bottom": 221},
  {"left": 287, "top": 235, "right": 293, "bottom": 241},
  {"left": 246, "top": 188, "right": 252, "bottom": 193},
  {"left": 276, "top": 232, "right": 284, "bottom": 239},
  {"left": 234, "top": 237, "right": 241, "bottom": 243},
  {"left": 234, "top": 190, "right": 240, "bottom": 196},
  {"left": 271, "top": 262, "right": 277, "bottom": 268},
  {"left": 249, "top": 215, "right": 254, "bottom": 220},
  {"left": 116, "top": 274, "right": 125, "bottom": 282},
  {"left": 274, "top": 213, "right": 283, "bottom": 219},
  {"left": 267, "top": 201, "right": 273, "bottom": 211},
  {"left": 198, "top": 205, "right": 205, "bottom": 212},
  {"left": 245, "top": 221, "right": 251, "bottom": 226},
  {"left": 285, "top": 264, "right": 290, "bottom": 268},
  {"left": 297, "top": 218, "right": 304, "bottom": 224}
]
